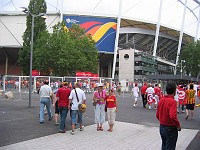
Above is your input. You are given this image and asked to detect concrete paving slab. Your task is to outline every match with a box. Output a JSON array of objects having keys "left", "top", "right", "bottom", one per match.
[{"left": 0, "top": 121, "right": 198, "bottom": 150}]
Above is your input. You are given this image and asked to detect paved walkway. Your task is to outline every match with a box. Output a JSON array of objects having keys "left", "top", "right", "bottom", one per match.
[{"left": 0, "top": 121, "right": 198, "bottom": 150}]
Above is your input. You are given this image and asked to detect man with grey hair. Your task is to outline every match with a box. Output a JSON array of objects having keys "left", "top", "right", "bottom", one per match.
[{"left": 39, "top": 80, "right": 53, "bottom": 124}]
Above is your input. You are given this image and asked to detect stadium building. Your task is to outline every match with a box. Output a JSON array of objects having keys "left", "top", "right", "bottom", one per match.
[{"left": 1, "top": 0, "right": 200, "bottom": 82}]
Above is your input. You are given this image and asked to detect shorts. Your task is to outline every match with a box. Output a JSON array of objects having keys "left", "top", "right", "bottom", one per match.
[
  {"left": 71, "top": 110, "right": 83, "bottom": 124},
  {"left": 55, "top": 101, "right": 59, "bottom": 114},
  {"left": 186, "top": 104, "right": 194, "bottom": 110}
]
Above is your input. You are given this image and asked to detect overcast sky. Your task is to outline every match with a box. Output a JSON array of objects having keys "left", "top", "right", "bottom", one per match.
[{"left": 1, "top": 0, "right": 200, "bottom": 38}]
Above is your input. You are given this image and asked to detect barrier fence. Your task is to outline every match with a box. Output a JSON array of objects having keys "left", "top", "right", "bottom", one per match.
[{"left": 1, "top": 75, "right": 113, "bottom": 94}]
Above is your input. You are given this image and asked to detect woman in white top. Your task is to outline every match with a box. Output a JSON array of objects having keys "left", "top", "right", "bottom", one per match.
[{"left": 132, "top": 83, "right": 139, "bottom": 107}]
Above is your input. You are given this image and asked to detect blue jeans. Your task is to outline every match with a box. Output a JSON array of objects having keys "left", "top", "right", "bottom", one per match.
[
  {"left": 59, "top": 107, "right": 69, "bottom": 131},
  {"left": 71, "top": 110, "right": 83, "bottom": 125},
  {"left": 160, "top": 125, "right": 178, "bottom": 150},
  {"left": 40, "top": 97, "right": 52, "bottom": 122}
]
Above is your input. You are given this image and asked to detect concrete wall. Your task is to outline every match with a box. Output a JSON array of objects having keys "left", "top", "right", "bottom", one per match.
[
  {"left": 118, "top": 49, "right": 135, "bottom": 82},
  {"left": 0, "top": 14, "right": 60, "bottom": 47}
]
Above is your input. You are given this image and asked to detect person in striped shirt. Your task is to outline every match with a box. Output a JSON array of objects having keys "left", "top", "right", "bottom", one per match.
[{"left": 185, "top": 84, "right": 196, "bottom": 120}]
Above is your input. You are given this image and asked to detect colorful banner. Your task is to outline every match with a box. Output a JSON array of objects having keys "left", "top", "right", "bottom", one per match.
[{"left": 63, "top": 15, "right": 117, "bottom": 53}]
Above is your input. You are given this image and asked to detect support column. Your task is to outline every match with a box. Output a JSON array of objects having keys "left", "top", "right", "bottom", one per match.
[
  {"left": 174, "top": 0, "right": 187, "bottom": 75},
  {"left": 33, "top": 77, "right": 36, "bottom": 92},
  {"left": 19, "top": 76, "right": 21, "bottom": 93},
  {"left": 126, "top": 33, "right": 128, "bottom": 44},
  {"left": 5, "top": 55, "right": 8, "bottom": 75},
  {"left": 48, "top": 77, "right": 50, "bottom": 86},
  {"left": 195, "top": 6, "right": 200, "bottom": 42},
  {"left": 60, "top": 0, "right": 64, "bottom": 22},
  {"left": 108, "top": 61, "right": 112, "bottom": 78},
  {"left": 3, "top": 75, "right": 6, "bottom": 92},
  {"left": 153, "top": 0, "right": 163, "bottom": 57},
  {"left": 112, "top": 0, "right": 122, "bottom": 79}
]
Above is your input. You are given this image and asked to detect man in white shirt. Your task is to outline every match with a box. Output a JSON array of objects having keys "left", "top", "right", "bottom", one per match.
[
  {"left": 39, "top": 80, "right": 53, "bottom": 124},
  {"left": 68, "top": 83, "right": 86, "bottom": 135}
]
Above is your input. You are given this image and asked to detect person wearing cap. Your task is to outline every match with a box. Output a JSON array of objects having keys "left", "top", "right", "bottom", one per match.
[
  {"left": 68, "top": 83, "right": 86, "bottom": 135},
  {"left": 93, "top": 83, "right": 107, "bottom": 131},
  {"left": 56, "top": 81, "right": 71, "bottom": 133}
]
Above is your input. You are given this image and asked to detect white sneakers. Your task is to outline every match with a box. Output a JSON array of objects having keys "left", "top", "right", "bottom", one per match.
[
  {"left": 79, "top": 126, "right": 84, "bottom": 131},
  {"left": 71, "top": 126, "right": 85, "bottom": 135},
  {"left": 70, "top": 130, "right": 75, "bottom": 135},
  {"left": 133, "top": 104, "right": 137, "bottom": 108},
  {"left": 148, "top": 106, "right": 151, "bottom": 110}
]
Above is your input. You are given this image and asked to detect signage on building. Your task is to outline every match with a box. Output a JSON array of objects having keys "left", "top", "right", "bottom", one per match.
[
  {"left": 32, "top": 70, "right": 40, "bottom": 76},
  {"left": 76, "top": 72, "right": 92, "bottom": 77},
  {"left": 76, "top": 72, "right": 99, "bottom": 78},
  {"left": 63, "top": 15, "right": 117, "bottom": 53}
]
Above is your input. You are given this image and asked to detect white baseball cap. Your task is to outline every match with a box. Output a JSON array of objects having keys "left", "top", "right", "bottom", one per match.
[{"left": 97, "top": 83, "right": 103, "bottom": 87}]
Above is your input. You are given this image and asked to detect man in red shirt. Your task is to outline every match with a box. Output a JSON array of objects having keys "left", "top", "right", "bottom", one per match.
[
  {"left": 141, "top": 83, "right": 148, "bottom": 108},
  {"left": 156, "top": 82, "right": 181, "bottom": 150},
  {"left": 154, "top": 83, "right": 161, "bottom": 109},
  {"left": 56, "top": 81, "right": 71, "bottom": 133}
]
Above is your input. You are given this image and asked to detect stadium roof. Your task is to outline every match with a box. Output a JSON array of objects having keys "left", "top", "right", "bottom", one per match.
[{"left": 1, "top": 0, "right": 200, "bottom": 40}]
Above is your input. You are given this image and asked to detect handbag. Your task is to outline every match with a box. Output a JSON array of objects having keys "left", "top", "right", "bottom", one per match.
[
  {"left": 104, "top": 105, "right": 107, "bottom": 112},
  {"left": 104, "top": 97, "right": 107, "bottom": 112},
  {"left": 74, "top": 89, "right": 86, "bottom": 113},
  {"left": 92, "top": 101, "right": 97, "bottom": 106}
]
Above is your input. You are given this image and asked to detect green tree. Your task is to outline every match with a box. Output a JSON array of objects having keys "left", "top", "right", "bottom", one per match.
[
  {"left": 179, "top": 41, "right": 200, "bottom": 77},
  {"left": 18, "top": 0, "right": 47, "bottom": 75},
  {"left": 34, "top": 22, "right": 98, "bottom": 76}
]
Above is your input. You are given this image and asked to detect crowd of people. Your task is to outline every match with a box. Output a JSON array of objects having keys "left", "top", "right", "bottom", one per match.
[
  {"left": 130, "top": 81, "right": 199, "bottom": 149},
  {"left": 21, "top": 77, "right": 199, "bottom": 150},
  {"left": 38, "top": 80, "right": 117, "bottom": 135}
]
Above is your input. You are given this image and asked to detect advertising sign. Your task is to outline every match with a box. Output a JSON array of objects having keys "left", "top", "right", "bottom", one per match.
[{"left": 63, "top": 15, "right": 117, "bottom": 53}]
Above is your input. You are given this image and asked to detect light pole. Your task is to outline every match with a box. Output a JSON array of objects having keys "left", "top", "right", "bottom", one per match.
[
  {"left": 180, "top": 60, "right": 185, "bottom": 79},
  {"left": 20, "top": 7, "right": 47, "bottom": 107}
]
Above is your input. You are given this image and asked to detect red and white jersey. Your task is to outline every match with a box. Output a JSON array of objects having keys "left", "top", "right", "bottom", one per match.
[
  {"left": 146, "top": 87, "right": 155, "bottom": 105},
  {"left": 146, "top": 87, "right": 155, "bottom": 95},
  {"left": 177, "top": 89, "right": 185, "bottom": 100}
]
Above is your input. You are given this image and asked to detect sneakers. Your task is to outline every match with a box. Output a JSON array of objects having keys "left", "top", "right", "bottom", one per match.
[
  {"left": 49, "top": 116, "right": 53, "bottom": 121},
  {"left": 79, "top": 126, "right": 84, "bottom": 131},
  {"left": 133, "top": 104, "right": 136, "bottom": 108},
  {"left": 148, "top": 106, "right": 151, "bottom": 110},
  {"left": 55, "top": 122, "right": 59, "bottom": 126},
  {"left": 58, "top": 130, "right": 66, "bottom": 133},
  {"left": 70, "top": 130, "right": 75, "bottom": 135},
  {"left": 182, "top": 110, "right": 185, "bottom": 113}
]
